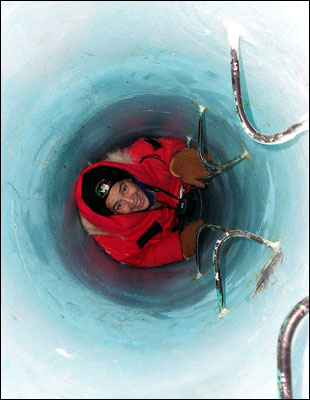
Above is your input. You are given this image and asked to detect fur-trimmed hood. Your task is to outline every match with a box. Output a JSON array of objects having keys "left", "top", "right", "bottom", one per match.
[
  {"left": 104, "top": 148, "right": 133, "bottom": 164},
  {"left": 76, "top": 137, "right": 189, "bottom": 248},
  {"left": 75, "top": 137, "right": 190, "bottom": 266}
]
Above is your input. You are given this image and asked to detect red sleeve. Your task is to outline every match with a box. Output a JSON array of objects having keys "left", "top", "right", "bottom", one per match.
[
  {"left": 94, "top": 231, "right": 184, "bottom": 268},
  {"left": 126, "top": 137, "right": 187, "bottom": 168}
]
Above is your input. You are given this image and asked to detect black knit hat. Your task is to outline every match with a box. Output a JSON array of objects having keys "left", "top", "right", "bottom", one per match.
[{"left": 82, "top": 166, "right": 131, "bottom": 216}]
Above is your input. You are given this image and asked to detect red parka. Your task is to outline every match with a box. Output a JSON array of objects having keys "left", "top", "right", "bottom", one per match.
[{"left": 76, "top": 137, "right": 190, "bottom": 267}]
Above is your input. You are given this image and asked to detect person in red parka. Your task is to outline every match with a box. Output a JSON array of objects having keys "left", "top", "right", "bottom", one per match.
[{"left": 75, "top": 136, "right": 212, "bottom": 267}]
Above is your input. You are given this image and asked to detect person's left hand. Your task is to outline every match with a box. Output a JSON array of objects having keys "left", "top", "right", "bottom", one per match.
[
  {"left": 180, "top": 219, "right": 204, "bottom": 259},
  {"left": 170, "top": 148, "right": 212, "bottom": 188}
]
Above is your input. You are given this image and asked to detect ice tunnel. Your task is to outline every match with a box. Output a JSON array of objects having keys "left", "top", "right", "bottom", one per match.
[{"left": 2, "top": 1, "right": 309, "bottom": 399}]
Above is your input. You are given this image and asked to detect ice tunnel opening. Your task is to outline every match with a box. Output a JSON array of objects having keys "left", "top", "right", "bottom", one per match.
[{"left": 44, "top": 91, "right": 280, "bottom": 311}]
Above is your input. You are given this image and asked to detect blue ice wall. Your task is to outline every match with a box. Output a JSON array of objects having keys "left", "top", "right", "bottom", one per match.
[{"left": 2, "top": 1, "right": 309, "bottom": 399}]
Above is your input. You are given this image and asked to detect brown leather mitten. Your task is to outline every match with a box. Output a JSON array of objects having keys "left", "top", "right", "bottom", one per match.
[
  {"left": 170, "top": 148, "right": 212, "bottom": 188},
  {"left": 179, "top": 219, "right": 204, "bottom": 259}
]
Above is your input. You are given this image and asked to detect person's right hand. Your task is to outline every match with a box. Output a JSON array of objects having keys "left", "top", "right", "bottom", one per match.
[
  {"left": 179, "top": 219, "right": 204, "bottom": 259},
  {"left": 170, "top": 148, "right": 212, "bottom": 188}
]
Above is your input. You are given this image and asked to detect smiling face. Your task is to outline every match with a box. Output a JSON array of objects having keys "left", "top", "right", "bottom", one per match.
[{"left": 105, "top": 179, "right": 150, "bottom": 214}]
